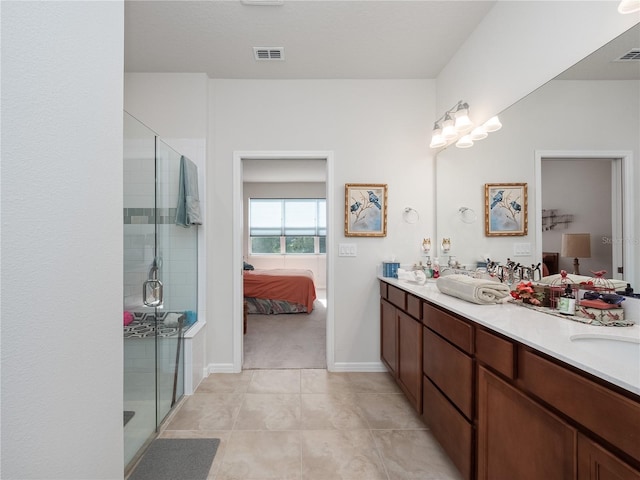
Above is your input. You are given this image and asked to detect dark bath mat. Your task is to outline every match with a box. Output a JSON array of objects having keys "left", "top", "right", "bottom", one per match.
[
  {"left": 123, "top": 411, "right": 135, "bottom": 426},
  {"left": 128, "top": 438, "right": 220, "bottom": 480}
]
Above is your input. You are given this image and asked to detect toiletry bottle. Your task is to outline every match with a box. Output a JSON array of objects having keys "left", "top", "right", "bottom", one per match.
[
  {"left": 425, "top": 256, "right": 433, "bottom": 278},
  {"left": 432, "top": 259, "right": 440, "bottom": 279},
  {"left": 558, "top": 284, "right": 575, "bottom": 315}
]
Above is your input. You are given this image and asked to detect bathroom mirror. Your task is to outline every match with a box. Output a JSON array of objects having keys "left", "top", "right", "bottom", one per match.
[{"left": 435, "top": 24, "right": 639, "bottom": 286}]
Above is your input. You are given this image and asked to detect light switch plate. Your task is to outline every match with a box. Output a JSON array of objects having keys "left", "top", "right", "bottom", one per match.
[
  {"left": 513, "top": 243, "right": 531, "bottom": 256},
  {"left": 338, "top": 243, "right": 357, "bottom": 257}
]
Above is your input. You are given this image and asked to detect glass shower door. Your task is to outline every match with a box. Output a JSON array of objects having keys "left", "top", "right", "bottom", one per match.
[
  {"left": 123, "top": 113, "right": 158, "bottom": 467},
  {"left": 123, "top": 113, "right": 198, "bottom": 471},
  {"left": 154, "top": 139, "right": 197, "bottom": 424}
]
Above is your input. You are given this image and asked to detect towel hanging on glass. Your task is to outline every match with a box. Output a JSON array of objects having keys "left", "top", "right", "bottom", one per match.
[{"left": 175, "top": 155, "right": 202, "bottom": 227}]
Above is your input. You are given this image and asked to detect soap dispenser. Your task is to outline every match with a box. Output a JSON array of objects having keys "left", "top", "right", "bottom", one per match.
[{"left": 425, "top": 256, "right": 433, "bottom": 278}]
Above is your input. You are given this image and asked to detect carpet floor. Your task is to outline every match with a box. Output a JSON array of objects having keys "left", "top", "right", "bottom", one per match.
[
  {"left": 243, "top": 299, "right": 326, "bottom": 369},
  {"left": 128, "top": 438, "right": 219, "bottom": 480}
]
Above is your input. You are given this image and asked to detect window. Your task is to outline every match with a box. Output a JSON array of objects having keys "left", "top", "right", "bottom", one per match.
[{"left": 249, "top": 198, "right": 326, "bottom": 254}]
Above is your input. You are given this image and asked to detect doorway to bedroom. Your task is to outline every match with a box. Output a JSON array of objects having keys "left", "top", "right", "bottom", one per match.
[{"left": 232, "top": 152, "right": 335, "bottom": 371}]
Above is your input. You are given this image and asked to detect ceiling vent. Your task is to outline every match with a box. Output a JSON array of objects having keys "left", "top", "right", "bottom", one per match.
[
  {"left": 253, "top": 47, "right": 284, "bottom": 61},
  {"left": 615, "top": 48, "right": 640, "bottom": 61}
]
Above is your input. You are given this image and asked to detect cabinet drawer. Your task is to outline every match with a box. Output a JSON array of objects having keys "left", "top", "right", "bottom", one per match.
[
  {"left": 519, "top": 347, "right": 640, "bottom": 462},
  {"left": 476, "top": 328, "right": 515, "bottom": 380},
  {"left": 423, "top": 304, "right": 473, "bottom": 354},
  {"left": 387, "top": 285, "right": 406, "bottom": 310},
  {"left": 423, "top": 376, "right": 473, "bottom": 480},
  {"left": 379, "top": 281, "right": 388, "bottom": 300},
  {"left": 423, "top": 326, "right": 473, "bottom": 419},
  {"left": 407, "top": 294, "right": 422, "bottom": 320}
]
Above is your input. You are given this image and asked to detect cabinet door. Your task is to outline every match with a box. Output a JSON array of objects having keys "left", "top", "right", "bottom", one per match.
[
  {"left": 477, "top": 366, "right": 576, "bottom": 480},
  {"left": 397, "top": 310, "right": 422, "bottom": 412},
  {"left": 578, "top": 434, "right": 640, "bottom": 480},
  {"left": 380, "top": 299, "right": 397, "bottom": 376}
]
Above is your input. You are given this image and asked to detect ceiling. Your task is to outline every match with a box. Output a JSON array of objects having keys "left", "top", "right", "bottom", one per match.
[
  {"left": 124, "top": 1, "right": 639, "bottom": 183},
  {"left": 124, "top": 0, "right": 496, "bottom": 79},
  {"left": 556, "top": 23, "right": 640, "bottom": 80}
]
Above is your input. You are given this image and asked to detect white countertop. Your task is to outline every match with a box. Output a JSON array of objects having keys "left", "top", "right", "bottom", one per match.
[{"left": 380, "top": 277, "right": 640, "bottom": 396}]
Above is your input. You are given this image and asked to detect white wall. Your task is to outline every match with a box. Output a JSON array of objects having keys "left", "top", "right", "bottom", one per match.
[
  {"left": 436, "top": 80, "right": 639, "bottom": 288},
  {"left": 243, "top": 182, "right": 327, "bottom": 288},
  {"left": 209, "top": 79, "right": 435, "bottom": 369},
  {"left": 1, "top": 2, "right": 124, "bottom": 478},
  {"left": 436, "top": 1, "right": 638, "bottom": 126}
]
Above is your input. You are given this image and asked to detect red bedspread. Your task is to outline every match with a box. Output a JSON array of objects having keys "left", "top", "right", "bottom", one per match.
[{"left": 243, "top": 269, "right": 317, "bottom": 312}]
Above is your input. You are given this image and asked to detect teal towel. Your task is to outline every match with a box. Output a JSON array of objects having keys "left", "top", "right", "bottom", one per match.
[{"left": 175, "top": 156, "right": 202, "bottom": 227}]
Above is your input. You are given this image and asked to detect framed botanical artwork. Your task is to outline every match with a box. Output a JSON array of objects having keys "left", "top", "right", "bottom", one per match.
[
  {"left": 485, "top": 183, "right": 528, "bottom": 236},
  {"left": 344, "top": 183, "right": 387, "bottom": 237}
]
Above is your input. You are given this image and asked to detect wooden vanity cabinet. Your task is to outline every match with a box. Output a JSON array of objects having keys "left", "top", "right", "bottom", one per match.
[
  {"left": 397, "top": 310, "right": 422, "bottom": 411},
  {"left": 380, "top": 298, "right": 397, "bottom": 375},
  {"left": 477, "top": 366, "right": 577, "bottom": 480},
  {"left": 577, "top": 434, "right": 640, "bottom": 480},
  {"left": 379, "top": 280, "right": 640, "bottom": 480},
  {"left": 379, "top": 284, "right": 422, "bottom": 412},
  {"left": 422, "top": 303, "right": 474, "bottom": 480}
]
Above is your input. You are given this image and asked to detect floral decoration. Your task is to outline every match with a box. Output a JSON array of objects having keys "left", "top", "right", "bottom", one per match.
[{"left": 510, "top": 281, "right": 544, "bottom": 306}]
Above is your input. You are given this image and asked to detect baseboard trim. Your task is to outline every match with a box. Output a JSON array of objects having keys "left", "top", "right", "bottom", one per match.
[
  {"left": 331, "top": 361, "right": 388, "bottom": 373},
  {"left": 206, "top": 363, "right": 238, "bottom": 374},
  {"left": 206, "top": 362, "right": 387, "bottom": 374}
]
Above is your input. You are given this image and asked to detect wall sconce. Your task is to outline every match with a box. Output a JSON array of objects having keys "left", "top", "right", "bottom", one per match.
[
  {"left": 441, "top": 238, "right": 451, "bottom": 254},
  {"left": 429, "top": 100, "right": 502, "bottom": 149},
  {"left": 421, "top": 238, "right": 431, "bottom": 254}
]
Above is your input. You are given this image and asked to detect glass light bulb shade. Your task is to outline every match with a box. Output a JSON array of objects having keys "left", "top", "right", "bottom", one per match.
[
  {"left": 441, "top": 111, "right": 457, "bottom": 139},
  {"left": 430, "top": 134, "right": 446, "bottom": 148},
  {"left": 484, "top": 116, "right": 502, "bottom": 132},
  {"left": 454, "top": 115, "right": 472, "bottom": 132},
  {"left": 618, "top": 0, "right": 640, "bottom": 13},
  {"left": 441, "top": 125, "right": 456, "bottom": 139},
  {"left": 455, "top": 135, "right": 474, "bottom": 148},
  {"left": 470, "top": 126, "right": 488, "bottom": 140}
]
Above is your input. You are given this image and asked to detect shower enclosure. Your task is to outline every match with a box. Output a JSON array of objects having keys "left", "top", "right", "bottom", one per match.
[{"left": 123, "top": 112, "right": 198, "bottom": 468}]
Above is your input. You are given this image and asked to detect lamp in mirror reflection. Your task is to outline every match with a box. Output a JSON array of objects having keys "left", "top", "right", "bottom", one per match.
[
  {"left": 429, "top": 100, "right": 502, "bottom": 149},
  {"left": 561, "top": 233, "right": 591, "bottom": 275},
  {"left": 441, "top": 237, "right": 451, "bottom": 254}
]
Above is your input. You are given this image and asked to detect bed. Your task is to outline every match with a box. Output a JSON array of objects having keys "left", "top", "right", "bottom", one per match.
[{"left": 243, "top": 268, "right": 317, "bottom": 314}]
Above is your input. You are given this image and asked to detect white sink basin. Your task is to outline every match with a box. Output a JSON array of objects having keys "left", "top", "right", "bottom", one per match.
[{"left": 570, "top": 334, "right": 640, "bottom": 365}]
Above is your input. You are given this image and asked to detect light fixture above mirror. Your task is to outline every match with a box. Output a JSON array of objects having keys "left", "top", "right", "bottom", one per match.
[{"left": 429, "top": 100, "right": 502, "bottom": 149}]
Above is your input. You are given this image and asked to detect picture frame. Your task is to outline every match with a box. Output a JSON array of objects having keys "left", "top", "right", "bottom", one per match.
[
  {"left": 344, "top": 183, "right": 387, "bottom": 237},
  {"left": 485, "top": 183, "right": 528, "bottom": 236}
]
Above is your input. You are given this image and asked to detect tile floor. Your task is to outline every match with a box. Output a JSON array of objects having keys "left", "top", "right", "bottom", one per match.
[{"left": 159, "top": 369, "right": 463, "bottom": 480}]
